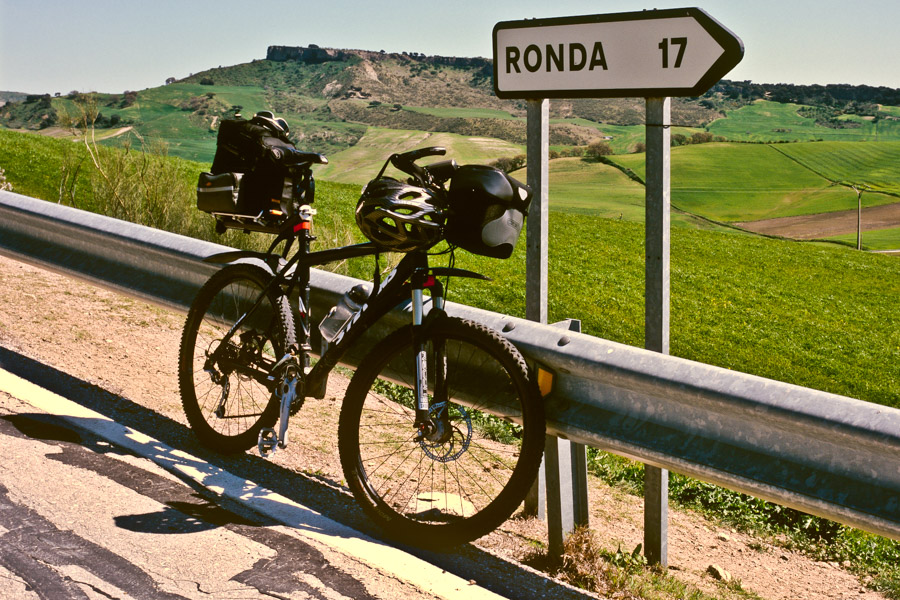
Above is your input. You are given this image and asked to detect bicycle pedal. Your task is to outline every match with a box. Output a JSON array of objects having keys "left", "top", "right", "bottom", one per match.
[{"left": 258, "top": 428, "right": 278, "bottom": 458}]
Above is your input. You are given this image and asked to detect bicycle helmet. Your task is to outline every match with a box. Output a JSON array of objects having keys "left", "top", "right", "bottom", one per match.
[{"left": 356, "top": 178, "right": 445, "bottom": 252}]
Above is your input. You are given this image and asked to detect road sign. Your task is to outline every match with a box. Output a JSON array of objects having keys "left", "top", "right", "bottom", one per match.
[{"left": 493, "top": 7, "right": 743, "bottom": 99}]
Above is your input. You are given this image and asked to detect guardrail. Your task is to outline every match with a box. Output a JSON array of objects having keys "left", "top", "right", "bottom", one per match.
[{"left": 2, "top": 190, "right": 899, "bottom": 546}]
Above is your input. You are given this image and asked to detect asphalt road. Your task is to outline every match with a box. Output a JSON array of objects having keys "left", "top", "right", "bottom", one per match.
[
  {"left": 0, "top": 374, "right": 500, "bottom": 600},
  {"left": 0, "top": 392, "right": 426, "bottom": 599},
  {"left": 0, "top": 365, "right": 593, "bottom": 600}
]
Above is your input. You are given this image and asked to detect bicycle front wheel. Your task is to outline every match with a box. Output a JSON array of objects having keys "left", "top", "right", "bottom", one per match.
[
  {"left": 338, "top": 317, "right": 545, "bottom": 546},
  {"left": 179, "top": 264, "right": 294, "bottom": 453}
]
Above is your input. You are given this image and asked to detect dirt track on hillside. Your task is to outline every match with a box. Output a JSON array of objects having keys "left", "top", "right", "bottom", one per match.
[{"left": 736, "top": 202, "right": 900, "bottom": 240}]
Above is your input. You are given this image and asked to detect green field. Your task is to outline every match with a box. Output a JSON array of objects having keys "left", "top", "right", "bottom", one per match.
[
  {"left": 544, "top": 157, "right": 731, "bottom": 231},
  {"left": 44, "top": 83, "right": 370, "bottom": 163},
  {"left": 829, "top": 228, "right": 900, "bottom": 250},
  {"left": 548, "top": 118, "right": 703, "bottom": 155},
  {"left": 606, "top": 142, "right": 900, "bottom": 223},
  {"left": 708, "top": 100, "right": 900, "bottom": 142},
  {"left": 10, "top": 85, "right": 900, "bottom": 247},
  {"left": 314, "top": 127, "right": 524, "bottom": 184},
  {"left": 403, "top": 106, "right": 518, "bottom": 120},
  {"left": 771, "top": 141, "right": 900, "bottom": 193}
]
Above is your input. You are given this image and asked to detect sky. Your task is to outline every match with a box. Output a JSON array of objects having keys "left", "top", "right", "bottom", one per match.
[{"left": 2, "top": 0, "right": 899, "bottom": 95}]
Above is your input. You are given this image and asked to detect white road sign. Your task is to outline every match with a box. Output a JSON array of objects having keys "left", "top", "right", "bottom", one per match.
[{"left": 493, "top": 8, "right": 743, "bottom": 99}]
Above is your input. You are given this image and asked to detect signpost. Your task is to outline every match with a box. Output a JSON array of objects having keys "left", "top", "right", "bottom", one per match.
[
  {"left": 494, "top": 7, "right": 743, "bottom": 566},
  {"left": 493, "top": 8, "right": 743, "bottom": 99}
]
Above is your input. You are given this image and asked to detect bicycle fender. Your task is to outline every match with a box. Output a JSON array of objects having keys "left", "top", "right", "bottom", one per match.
[{"left": 203, "top": 250, "right": 282, "bottom": 271}]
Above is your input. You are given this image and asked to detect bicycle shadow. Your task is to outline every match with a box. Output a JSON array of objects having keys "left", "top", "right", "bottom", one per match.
[{"left": 0, "top": 345, "right": 593, "bottom": 600}]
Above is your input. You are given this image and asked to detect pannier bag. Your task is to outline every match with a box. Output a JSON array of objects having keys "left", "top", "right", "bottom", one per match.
[
  {"left": 196, "top": 172, "right": 242, "bottom": 214},
  {"left": 445, "top": 165, "right": 532, "bottom": 259},
  {"left": 197, "top": 114, "right": 310, "bottom": 231}
]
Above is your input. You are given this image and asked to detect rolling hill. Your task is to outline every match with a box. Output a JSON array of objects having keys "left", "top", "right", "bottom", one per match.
[{"left": 2, "top": 44, "right": 900, "bottom": 247}]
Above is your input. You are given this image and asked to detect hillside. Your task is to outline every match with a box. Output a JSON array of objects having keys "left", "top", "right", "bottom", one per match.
[
  {"left": 2, "top": 44, "right": 899, "bottom": 247},
  {"left": 0, "top": 43, "right": 722, "bottom": 161},
  {"left": 4, "top": 44, "right": 900, "bottom": 161}
]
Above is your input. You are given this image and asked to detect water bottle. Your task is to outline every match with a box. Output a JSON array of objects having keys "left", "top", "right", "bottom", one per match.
[{"left": 318, "top": 283, "right": 371, "bottom": 343}]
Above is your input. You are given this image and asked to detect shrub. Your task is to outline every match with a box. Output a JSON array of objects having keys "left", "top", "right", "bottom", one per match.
[
  {"left": 491, "top": 154, "right": 526, "bottom": 173},
  {"left": 585, "top": 140, "right": 613, "bottom": 160}
]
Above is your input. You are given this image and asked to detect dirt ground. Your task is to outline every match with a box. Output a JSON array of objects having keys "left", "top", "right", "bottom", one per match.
[
  {"left": 735, "top": 201, "right": 900, "bottom": 240},
  {"left": 0, "top": 254, "right": 886, "bottom": 600}
]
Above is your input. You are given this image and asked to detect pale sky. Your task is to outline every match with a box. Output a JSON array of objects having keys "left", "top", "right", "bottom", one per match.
[{"left": 2, "top": 0, "right": 899, "bottom": 95}]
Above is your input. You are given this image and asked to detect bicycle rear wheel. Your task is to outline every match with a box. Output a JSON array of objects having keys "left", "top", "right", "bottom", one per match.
[
  {"left": 179, "top": 264, "right": 294, "bottom": 453},
  {"left": 338, "top": 317, "right": 545, "bottom": 546}
]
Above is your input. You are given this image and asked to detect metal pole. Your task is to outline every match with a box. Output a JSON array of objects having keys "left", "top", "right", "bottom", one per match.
[
  {"left": 856, "top": 186, "right": 862, "bottom": 251},
  {"left": 524, "top": 98, "right": 550, "bottom": 518},
  {"left": 644, "top": 96, "right": 671, "bottom": 567},
  {"left": 544, "top": 320, "right": 590, "bottom": 557},
  {"left": 525, "top": 98, "right": 549, "bottom": 324}
]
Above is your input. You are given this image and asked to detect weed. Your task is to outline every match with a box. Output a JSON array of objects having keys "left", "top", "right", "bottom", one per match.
[{"left": 0, "top": 167, "right": 12, "bottom": 191}]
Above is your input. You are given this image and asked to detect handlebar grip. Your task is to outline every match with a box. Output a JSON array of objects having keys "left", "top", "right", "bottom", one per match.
[
  {"left": 404, "top": 146, "right": 447, "bottom": 162},
  {"left": 390, "top": 147, "right": 448, "bottom": 184}
]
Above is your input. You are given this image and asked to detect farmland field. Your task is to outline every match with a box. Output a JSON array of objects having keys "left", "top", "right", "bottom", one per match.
[
  {"left": 828, "top": 226, "right": 900, "bottom": 250},
  {"left": 546, "top": 157, "right": 734, "bottom": 231},
  {"left": 708, "top": 100, "right": 900, "bottom": 142},
  {"left": 608, "top": 142, "right": 899, "bottom": 223},
  {"left": 314, "top": 127, "right": 524, "bottom": 183},
  {"left": 770, "top": 141, "right": 900, "bottom": 193},
  {"left": 403, "top": 106, "right": 518, "bottom": 120}
]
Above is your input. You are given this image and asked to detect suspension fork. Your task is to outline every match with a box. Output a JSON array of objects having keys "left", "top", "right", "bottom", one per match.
[{"left": 412, "top": 272, "right": 448, "bottom": 435}]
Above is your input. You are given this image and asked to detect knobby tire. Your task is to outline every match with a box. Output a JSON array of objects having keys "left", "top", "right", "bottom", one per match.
[
  {"left": 179, "top": 264, "right": 294, "bottom": 453},
  {"left": 338, "top": 316, "right": 545, "bottom": 546}
]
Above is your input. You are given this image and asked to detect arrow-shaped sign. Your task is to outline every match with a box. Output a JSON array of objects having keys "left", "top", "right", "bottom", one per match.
[{"left": 493, "top": 7, "right": 744, "bottom": 99}]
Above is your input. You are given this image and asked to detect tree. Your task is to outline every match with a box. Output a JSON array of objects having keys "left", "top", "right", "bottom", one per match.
[
  {"left": 491, "top": 154, "right": 526, "bottom": 173},
  {"left": 585, "top": 140, "right": 613, "bottom": 160}
]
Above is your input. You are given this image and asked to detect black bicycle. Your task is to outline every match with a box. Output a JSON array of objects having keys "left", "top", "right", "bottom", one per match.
[{"left": 180, "top": 139, "right": 545, "bottom": 546}]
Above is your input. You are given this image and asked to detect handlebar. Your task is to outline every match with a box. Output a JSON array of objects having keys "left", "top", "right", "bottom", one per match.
[
  {"left": 269, "top": 147, "right": 328, "bottom": 166},
  {"left": 390, "top": 147, "right": 447, "bottom": 185}
]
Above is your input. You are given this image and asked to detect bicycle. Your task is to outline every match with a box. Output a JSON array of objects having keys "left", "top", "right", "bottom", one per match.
[{"left": 179, "top": 143, "right": 545, "bottom": 546}]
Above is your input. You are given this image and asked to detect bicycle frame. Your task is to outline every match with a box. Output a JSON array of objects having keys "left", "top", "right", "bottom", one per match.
[{"left": 202, "top": 206, "right": 489, "bottom": 454}]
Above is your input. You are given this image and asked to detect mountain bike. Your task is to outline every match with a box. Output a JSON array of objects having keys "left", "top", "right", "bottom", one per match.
[{"left": 179, "top": 146, "right": 545, "bottom": 546}]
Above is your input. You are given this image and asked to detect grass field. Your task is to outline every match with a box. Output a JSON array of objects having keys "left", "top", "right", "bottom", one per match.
[
  {"left": 314, "top": 126, "right": 524, "bottom": 184},
  {"left": 402, "top": 106, "right": 518, "bottom": 120},
  {"left": 829, "top": 227, "right": 900, "bottom": 250},
  {"left": 770, "top": 141, "right": 900, "bottom": 193},
  {"left": 607, "top": 142, "right": 900, "bottom": 223},
  {"left": 543, "top": 157, "right": 734, "bottom": 231},
  {"left": 708, "top": 100, "right": 900, "bottom": 142},
  {"left": 549, "top": 118, "right": 703, "bottom": 155}
]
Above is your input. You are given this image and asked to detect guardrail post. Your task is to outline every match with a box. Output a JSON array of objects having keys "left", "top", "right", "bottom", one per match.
[
  {"left": 544, "top": 320, "right": 590, "bottom": 557},
  {"left": 644, "top": 96, "right": 672, "bottom": 567}
]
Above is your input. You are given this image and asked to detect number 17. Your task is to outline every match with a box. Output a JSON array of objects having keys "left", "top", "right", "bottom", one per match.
[{"left": 659, "top": 37, "right": 687, "bottom": 68}]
